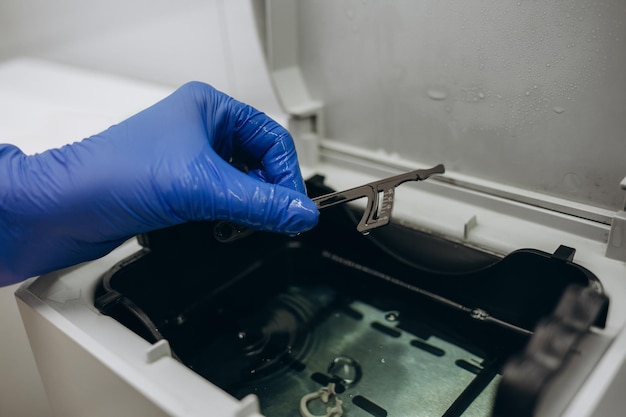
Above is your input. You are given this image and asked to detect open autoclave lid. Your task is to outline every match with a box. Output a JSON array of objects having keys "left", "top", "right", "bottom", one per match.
[{"left": 254, "top": 0, "right": 626, "bottom": 260}]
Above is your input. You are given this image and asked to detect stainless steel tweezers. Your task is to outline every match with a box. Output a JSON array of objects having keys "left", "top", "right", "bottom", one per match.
[{"left": 214, "top": 163, "right": 445, "bottom": 243}]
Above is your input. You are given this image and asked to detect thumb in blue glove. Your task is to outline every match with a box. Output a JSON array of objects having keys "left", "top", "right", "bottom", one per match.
[{"left": 0, "top": 81, "right": 319, "bottom": 286}]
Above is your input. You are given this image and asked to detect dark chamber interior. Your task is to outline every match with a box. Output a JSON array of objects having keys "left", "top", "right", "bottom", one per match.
[{"left": 95, "top": 175, "right": 606, "bottom": 417}]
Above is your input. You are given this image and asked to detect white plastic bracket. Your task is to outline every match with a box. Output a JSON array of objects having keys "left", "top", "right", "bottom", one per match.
[
  {"left": 145, "top": 339, "right": 172, "bottom": 364},
  {"left": 464, "top": 215, "right": 478, "bottom": 240},
  {"left": 606, "top": 177, "right": 626, "bottom": 261},
  {"left": 235, "top": 394, "right": 263, "bottom": 417},
  {"left": 265, "top": 0, "right": 324, "bottom": 167}
]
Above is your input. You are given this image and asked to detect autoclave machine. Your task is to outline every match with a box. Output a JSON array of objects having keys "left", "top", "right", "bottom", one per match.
[{"left": 15, "top": 1, "right": 626, "bottom": 417}]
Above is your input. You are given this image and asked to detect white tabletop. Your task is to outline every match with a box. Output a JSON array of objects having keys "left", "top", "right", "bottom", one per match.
[{"left": 0, "top": 57, "right": 174, "bottom": 154}]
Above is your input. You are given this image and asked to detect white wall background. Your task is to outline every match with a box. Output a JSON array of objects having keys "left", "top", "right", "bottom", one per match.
[
  {"left": 0, "top": 0, "right": 281, "bottom": 113},
  {"left": 0, "top": 1, "right": 280, "bottom": 416},
  {"left": 0, "top": 1, "right": 225, "bottom": 87}
]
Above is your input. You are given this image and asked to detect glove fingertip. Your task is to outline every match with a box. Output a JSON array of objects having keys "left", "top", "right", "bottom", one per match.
[{"left": 273, "top": 193, "right": 320, "bottom": 235}]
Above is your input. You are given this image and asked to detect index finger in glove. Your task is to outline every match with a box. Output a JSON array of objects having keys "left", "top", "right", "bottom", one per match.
[{"left": 228, "top": 101, "right": 307, "bottom": 195}]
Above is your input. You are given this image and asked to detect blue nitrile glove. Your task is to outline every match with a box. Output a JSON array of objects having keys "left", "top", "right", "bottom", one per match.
[{"left": 0, "top": 81, "right": 319, "bottom": 286}]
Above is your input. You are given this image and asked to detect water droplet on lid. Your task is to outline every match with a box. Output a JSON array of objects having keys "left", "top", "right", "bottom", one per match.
[
  {"left": 553, "top": 106, "right": 565, "bottom": 114},
  {"left": 564, "top": 172, "right": 582, "bottom": 192},
  {"left": 427, "top": 89, "right": 447, "bottom": 100}
]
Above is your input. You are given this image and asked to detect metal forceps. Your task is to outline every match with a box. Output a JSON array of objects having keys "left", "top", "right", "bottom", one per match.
[{"left": 213, "top": 163, "right": 445, "bottom": 243}]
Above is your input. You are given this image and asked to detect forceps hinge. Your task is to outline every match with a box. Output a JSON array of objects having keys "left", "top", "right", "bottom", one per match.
[{"left": 214, "top": 163, "right": 445, "bottom": 243}]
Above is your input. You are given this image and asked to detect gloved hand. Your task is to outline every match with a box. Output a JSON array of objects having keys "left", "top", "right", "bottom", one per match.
[{"left": 0, "top": 81, "right": 319, "bottom": 286}]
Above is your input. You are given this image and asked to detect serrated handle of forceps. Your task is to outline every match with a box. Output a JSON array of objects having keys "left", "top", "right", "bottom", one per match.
[
  {"left": 356, "top": 188, "right": 394, "bottom": 234},
  {"left": 354, "top": 163, "right": 445, "bottom": 234}
]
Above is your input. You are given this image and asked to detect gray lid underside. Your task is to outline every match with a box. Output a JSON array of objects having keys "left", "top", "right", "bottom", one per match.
[{"left": 262, "top": 0, "right": 626, "bottom": 212}]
